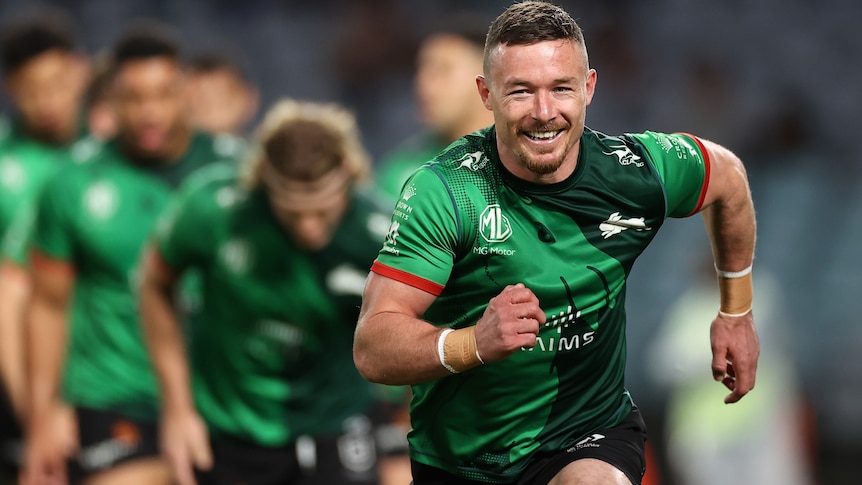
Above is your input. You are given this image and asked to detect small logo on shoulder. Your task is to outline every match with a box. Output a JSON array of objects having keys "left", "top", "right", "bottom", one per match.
[
  {"left": 455, "top": 151, "right": 488, "bottom": 172},
  {"left": 402, "top": 184, "right": 417, "bottom": 201},
  {"left": 603, "top": 143, "right": 643, "bottom": 167}
]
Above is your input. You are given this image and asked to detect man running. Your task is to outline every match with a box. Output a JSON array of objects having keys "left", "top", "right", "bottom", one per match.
[{"left": 354, "top": 2, "right": 758, "bottom": 484}]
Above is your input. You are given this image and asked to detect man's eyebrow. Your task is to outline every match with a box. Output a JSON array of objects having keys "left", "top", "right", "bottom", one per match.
[{"left": 502, "top": 77, "right": 576, "bottom": 87}]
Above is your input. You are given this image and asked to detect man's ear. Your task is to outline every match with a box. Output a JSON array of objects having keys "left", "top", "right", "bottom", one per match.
[{"left": 476, "top": 75, "right": 492, "bottom": 111}]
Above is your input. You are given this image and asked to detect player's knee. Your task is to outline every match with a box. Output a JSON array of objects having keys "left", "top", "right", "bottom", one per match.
[{"left": 548, "top": 458, "right": 632, "bottom": 485}]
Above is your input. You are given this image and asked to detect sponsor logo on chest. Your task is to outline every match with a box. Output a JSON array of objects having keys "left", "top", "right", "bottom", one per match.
[
  {"left": 598, "top": 211, "right": 652, "bottom": 239},
  {"left": 219, "top": 238, "right": 253, "bottom": 274},
  {"left": 0, "top": 156, "right": 25, "bottom": 191},
  {"left": 473, "top": 204, "right": 517, "bottom": 256},
  {"left": 84, "top": 181, "right": 119, "bottom": 220}
]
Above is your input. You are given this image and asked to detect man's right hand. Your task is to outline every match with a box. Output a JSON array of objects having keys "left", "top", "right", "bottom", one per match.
[
  {"left": 161, "top": 408, "right": 212, "bottom": 485},
  {"left": 474, "top": 283, "right": 546, "bottom": 362},
  {"left": 21, "top": 401, "right": 78, "bottom": 485}
]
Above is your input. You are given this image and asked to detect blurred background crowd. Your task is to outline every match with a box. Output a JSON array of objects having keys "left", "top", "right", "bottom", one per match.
[{"left": 0, "top": 0, "right": 860, "bottom": 484}]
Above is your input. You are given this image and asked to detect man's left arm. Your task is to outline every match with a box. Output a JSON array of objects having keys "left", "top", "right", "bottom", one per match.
[{"left": 696, "top": 138, "right": 758, "bottom": 404}]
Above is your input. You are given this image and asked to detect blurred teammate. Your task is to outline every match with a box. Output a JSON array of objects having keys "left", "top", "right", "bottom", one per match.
[
  {"left": 374, "top": 17, "right": 493, "bottom": 205},
  {"left": 185, "top": 46, "right": 258, "bottom": 137},
  {"left": 0, "top": 4, "right": 89, "bottom": 420},
  {"left": 22, "top": 21, "right": 239, "bottom": 485},
  {"left": 0, "top": 8, "right": 89, "bottom": 479},
  {"left": 139, "top": 98, "right": 391, "bottom": 485},
  {"left": 82, "top": 52, "right": 118, "bottom": 141}
]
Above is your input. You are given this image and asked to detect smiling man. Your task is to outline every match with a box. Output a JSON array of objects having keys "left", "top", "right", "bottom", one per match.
[{"left": 353, "top": 2, "right": 758, "bottom": 485}]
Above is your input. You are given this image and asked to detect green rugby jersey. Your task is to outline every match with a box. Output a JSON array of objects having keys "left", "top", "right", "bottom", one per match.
[
  {"left": 372, "top": 126, "right": 709, "bottom": 482},
  {"left": 0, "top": 121, "right": 94, "bottom": 265},
  {"left": 31, "top": 133, "right": 238, "bottom": 419},
  {"left": 155, "top": 164, "right": 391, "bottom": 446}
]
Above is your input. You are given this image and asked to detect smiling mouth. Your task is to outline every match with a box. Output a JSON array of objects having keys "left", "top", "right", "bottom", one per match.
[{"left": 524, "top": 129, "right": 563, "bottom": 141}]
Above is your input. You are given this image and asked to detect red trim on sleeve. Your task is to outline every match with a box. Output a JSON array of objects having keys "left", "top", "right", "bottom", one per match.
[
  {"left": 371, "top": 261, "right": 444, "bottom": 296},
  {"left": 677, "top": 132, "right": 711, "bottom": 216},
  {"left": 30, "top": 250, "right": 75, "bottom": 277}
]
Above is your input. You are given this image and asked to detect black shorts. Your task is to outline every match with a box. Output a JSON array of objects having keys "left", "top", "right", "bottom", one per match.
[
  {"left": 68, "top": 407, "right": 160, "bottom": 484},
  {"left": 0, "top": 386, "right": 22, "bottom": 478},
  {"left": 197, "top": 414, "right": 380, "bottom": 485},
  {"left": 411, "top": 406, "right": 647, "bottom": 485}
]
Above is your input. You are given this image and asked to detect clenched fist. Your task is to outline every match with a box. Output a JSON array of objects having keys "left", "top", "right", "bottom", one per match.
[{"left": 474, "top": 283, "right": 546, "bottom": 362}]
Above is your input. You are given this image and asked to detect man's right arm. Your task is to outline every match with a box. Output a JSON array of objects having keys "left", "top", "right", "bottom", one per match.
[
  {"left": 23, "top": 251, "right": 77, "bottom": 485},
  {"left": 26, "top": 253, "right": 74, "bottom": 425},
  {"left": 139, "top": 247, "right": 212, "bottom": 485},
  {"left": 139, "top": 247, "right": 195, "bottom": 421},
  {"left": 353, "top": 272, "right": 448, "bottom": 385},
  {"left": 0, "top": 262, "right": 30, "bottom": 419},
  {"left": 354, "top": 272, "right": 544, "bottom": 385}
]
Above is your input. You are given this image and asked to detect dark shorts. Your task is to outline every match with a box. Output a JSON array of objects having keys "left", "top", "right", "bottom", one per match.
[
  {"left": 411, "top": 406, "right": 647, "bottom": 485},
  {"left": 197, "top": 414, "right": 380, "bottom": 485},
  {"left": 0, "top": 386, "right": 22, "bottom": 479},
  {"left": 68, "top": 407, "right": 160, "bottom": 484}
]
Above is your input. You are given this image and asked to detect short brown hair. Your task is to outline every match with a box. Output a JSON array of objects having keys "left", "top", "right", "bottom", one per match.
[
  {"left": 243, "top": 98, "right": 370, "bottom": 187},
  {"left": 483, "top": 1, "right": 585, "bottom": 75}
]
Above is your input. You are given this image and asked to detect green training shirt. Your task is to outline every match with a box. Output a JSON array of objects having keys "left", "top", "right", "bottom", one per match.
[
  {"left": 0, "top": 121, "right": 94, "bottom": 264},
  {"left": 372, "top": 126, "right": 709, "bottom": 482},
  {"left": 155, "top": 164, "right": 391, "bottom": 446},
  {"left": 374, "top": 132, "right": 448, "bottom": 207},
  {"left": 31, "top": 133, "right": 239, "bottom": 420}
]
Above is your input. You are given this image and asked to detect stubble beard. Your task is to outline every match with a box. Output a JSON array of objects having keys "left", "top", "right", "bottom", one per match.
[
  {"left": 516, "top": 135, "right": 568, "bottom": 176},
  {"left": 515, "top": 120, "right": 575, "bottom": 175},
  {"left": 518, "top": 150, "right": 565, "bottom": 175}
]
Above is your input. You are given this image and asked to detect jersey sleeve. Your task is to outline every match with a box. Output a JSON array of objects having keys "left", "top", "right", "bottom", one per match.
[
  {"left": 153, "top": 174, "right": 219, "bottom": 271},
  {"left": 629, "top": 131, "right": 710, "bottom": 218},
  {"left": 371, "top": 167, "right": 460, "bottom": 296},
  {"left": 1, "top": 204, "right": 36, "bottom": 265},
  {"left": 31, "top": 167, "right": 80, "bottom": 261}
]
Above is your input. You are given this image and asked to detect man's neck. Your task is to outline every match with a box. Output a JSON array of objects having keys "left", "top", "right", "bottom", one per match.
[
  {"left": 20, "top": 120, "right": 77, "bottom": 147},
  {"left": 121, "top": 126, "right": 193, "bottom": 165}
]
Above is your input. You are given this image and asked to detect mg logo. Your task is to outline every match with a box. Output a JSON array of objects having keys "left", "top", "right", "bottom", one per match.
[{"left": 480, "top": 204, "right": 513, "bottom": 243}]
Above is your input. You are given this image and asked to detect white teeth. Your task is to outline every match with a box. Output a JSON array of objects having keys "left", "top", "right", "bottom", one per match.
[{"left": 526, "top": 131, "right": 560, "bottom": 140}]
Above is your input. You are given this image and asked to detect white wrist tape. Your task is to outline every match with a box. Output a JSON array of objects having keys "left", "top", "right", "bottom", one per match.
[
  {"left": 718, "top": 309, "right": 752, "bottom": 318},
  {"left": 715, "top": 263, "right": 753, "bottom": 315},
  {"left": 437, "top": 329, "right": 457, "bottom": 374},
  {"left": 714, "top": 263, "right": 753, "bottom": 279},
  {"left": 437, "top": 327, "right": 484, "bottom": 374}
]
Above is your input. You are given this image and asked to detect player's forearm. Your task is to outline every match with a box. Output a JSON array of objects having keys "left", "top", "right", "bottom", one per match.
[
  {"left": 0, "top": 271, "right": 29, "bottom": 418},
  {"left": 139, "top": 276, "right": 195, "bottom": 414},
  {"left": 25, "top": 294, "right": 69, "bottom": 422},
  {"left": 702, "top": 155, "right": 756, "bottom": 270},
  {"left": 354, "top": 312, "right": 452, "bottom": 386}
]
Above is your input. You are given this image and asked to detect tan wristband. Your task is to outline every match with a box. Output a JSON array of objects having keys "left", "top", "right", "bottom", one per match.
[
  {"left": 718, "top": 271, "right": 753, "bottom": 315},
  {"left": 437, "top": 327, "right": 484, "bottom": 374}
]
